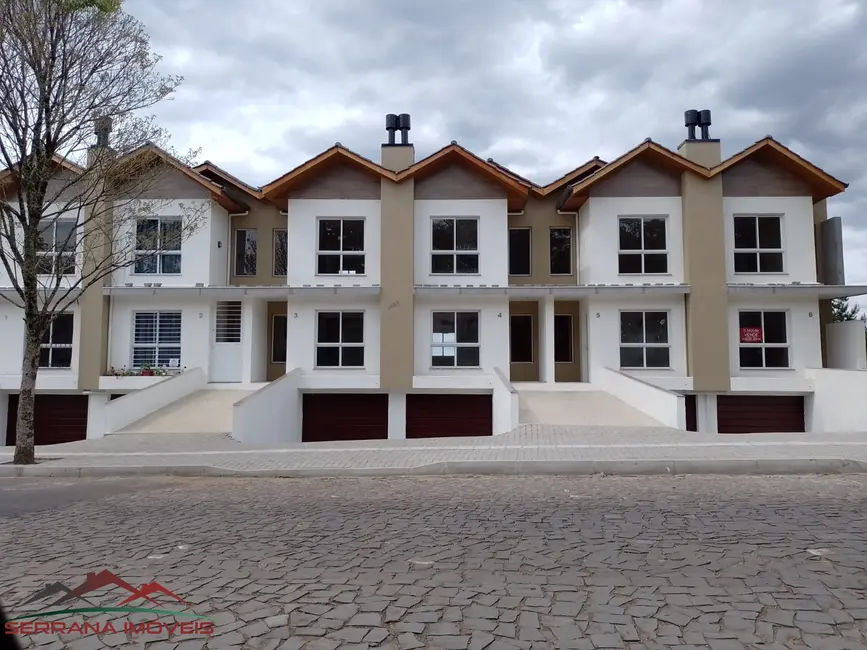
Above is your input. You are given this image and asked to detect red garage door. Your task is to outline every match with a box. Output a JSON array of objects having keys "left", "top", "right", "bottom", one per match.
[
  {"left": 302, "top": 393, "right": 388, "bottom": 442},
  {"left": 406, "top": 394, "right": 493, "bottom": 439},
  {"left": 717, "top": 395, "right": 805, "bottom": 434},
  {"left": 5, "top": 394, "right": 89, "bottom": 446}
]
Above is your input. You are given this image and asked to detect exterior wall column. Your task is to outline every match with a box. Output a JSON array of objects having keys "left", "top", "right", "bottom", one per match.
[
  {"left": 241, "top": 298, "right": 267, "bottom": 383},
  {"left": 388, "top": 392, "right": 406, "bottom": 439},
  {"left": 540, "top": 296, "right": 556, "bottom": 383}
]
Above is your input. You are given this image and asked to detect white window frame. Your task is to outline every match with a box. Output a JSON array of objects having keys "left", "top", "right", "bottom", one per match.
[
  {"left": 131, "top": 310, "right": 182, "bottom": 369},
  {"left": 314, "top": 310, "right": 365, "bottom": 368},
  {"left": 431, "top": 310, "right": 481, "bottom": 368},
  {"left": 618, "top": 310, "right": 671, "bottom": 369},
  {"left": 315, "top": 217, "right": 366, "bottom": 276},
  {"left": 273, "top": 228, "right": 288, "bottom": 277},
  {"left": 554, "top": 314, "right": 574, "bottom": 364},
  {"left": 271, "top": 313, "right": 288, "bottom": 364},
  {"left": 509, "top": 314, "right": 534, "bottom": 364},
  {"left": 737, "top": 309, "right": 790, "bottom": 369},
  {"left": 617, "top": 215, "right": 669, "bottom": 275},
  {"left": 36, "top": 218, "right": 77, "bottom": 277},
  {"left": 133, "top": 216, "right": 182, "bottom": 275},
  {"left": 233, "top": 228, "right": 258, "bottom": 277},
  {"left": 39, "top": 312, "right": 74, "bottom": 369},
  {"left": 733, "top": 214, "right": 786, "bottom": 274},
  {"left": 430, "top": 217, "right": 480, "bottom": 275},
  {"left": 508, "top": 227, "right": 532, "bottom": 276},
  {"left": 549, "top": 227, "right": 573, "bottom": 276}
]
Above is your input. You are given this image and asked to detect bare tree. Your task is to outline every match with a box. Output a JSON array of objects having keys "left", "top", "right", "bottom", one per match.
[{"left": 0, "top": 0, "right": 207, "bottom": 464}]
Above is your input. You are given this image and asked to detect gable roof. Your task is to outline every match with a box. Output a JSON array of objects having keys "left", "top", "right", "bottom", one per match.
[
  {"left": 0, "top": 154, "right": 85, "bottom": 187},
  {"left": 260, "top": 145, "right": 395, "bottom": 201},
  {"left": 559, "top": 139, "right": 709, "bottom": 210},
  {"left": 537, "top": 157, "right": 608, "bottom": 196},
  {"left": 396, "top": 142, "right": 531, "bottom": 210},
  {"left": 710, "top": 137, "right": 847, "bottom": 200},
  {"left": 194, "top": 161, "right": 264, "bottom": 199},
  {"left": 115, "top": 144, "right": 248, "bottom": 213}
]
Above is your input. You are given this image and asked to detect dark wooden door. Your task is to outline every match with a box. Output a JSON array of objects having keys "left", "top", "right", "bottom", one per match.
[
  {"left": 301, "top": 393, "right": 388, "bottom": 442},
  {"left": 5, "top": 394, "right": 89, "bottom": 446},
  {"left": 406, "top": 394, "right": 493, "bottom": 439},
  {"left": 717, "top": 395, "right": 805, "bottom": 434},
  {"left": 685, "top": 394, "right": 697, "bottom": 432}
]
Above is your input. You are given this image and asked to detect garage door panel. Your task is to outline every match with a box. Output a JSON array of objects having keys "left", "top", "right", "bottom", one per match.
[
  {"left": 302, "top": 393, "right": 388, "bottom": 442},
  {"left": 5, "top": 394, "right": 89, "bottom": 446},
  {"left": 717, "top": 395, "right": 805, "bottom": 434},
  {"left": 406, "top": 394, "right": 493, "bottom": 439}
]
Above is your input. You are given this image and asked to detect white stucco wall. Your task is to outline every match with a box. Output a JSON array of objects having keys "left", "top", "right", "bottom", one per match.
[
  {"left": 728, "top": 297, "right": 822, "bottom": 380},
  {"left": 414, "top": 199, "right": 509, "bottom": 286},
  {"left": 0, "top": 303, "right": 82, "bottom": 390},
  {"left": 583, "top": 295, "right": 689, "bottom": 390},
  {"left": 112, "top": 199, "right": 215, "bottom": 287},
  {"left": 107, "top": 295, "right": 212, "bottom": 373},
  {"left": 723, "top": 196, "right": 816, "bottom": 283},
  {"left": 413, "top": 295, "right": 510, "bottom": 377},
  {"left": 286, "top": 297, "right": 381, "bottom": 377},
  {"left": 579, "top": 197, "right": 684, "bottom": 285},
  {"left": 806, "top": 368, "right": 867, "bottom": 433},
  {"left": 286, "top": 199, "right": 382, "bottom": 287},
  {"left": 209, "top": 204, "right": 230, "bottom": 285}
]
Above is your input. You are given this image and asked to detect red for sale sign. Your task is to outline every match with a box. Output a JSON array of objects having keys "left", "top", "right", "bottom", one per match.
[{"left": 740, "top": 327, "right": 763, "bottom": 343}]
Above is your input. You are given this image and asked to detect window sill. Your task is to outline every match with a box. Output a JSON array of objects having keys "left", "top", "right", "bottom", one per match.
[
  {"left": 130, "top": 273, "right": 184, "bottom": 277},
  {"left": 732, "top": 272, "right": 789, "bottom": 276},
  {"left": 430, "top": 273, "right": 482, "bottom": 277},
  {"left": 314, "top": 274, "right": 368, "bottom": 278},
  {"left": 617, "top": 273, "right": 673, "bottom": 277},
  {"left": 555, "top": 360, "right": 575, "bottom": 364},
  {"left": 620, "top": 367, "right": 674, "bottom": 372},
  {"left": 737, "top": 367, "right": 795, "bottom": 372},
  {"left": 550, "top": 273, "right": 574, "bottom": 277},
  {"left": 429, "top": 366, "right": 482, "bottom": 370},
  {"left": 313, "top": 366, "right": 367, "bottom": 371}
]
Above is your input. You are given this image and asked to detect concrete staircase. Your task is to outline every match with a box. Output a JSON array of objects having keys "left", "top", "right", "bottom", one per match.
[
  {"left": 119, "top": 389, "right": 252, "bottom": 434},
  {"left": 517, "top": 388, "right": 664, "bottom": 427}
]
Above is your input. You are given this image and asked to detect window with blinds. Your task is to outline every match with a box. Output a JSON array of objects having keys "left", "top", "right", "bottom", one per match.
[{"left": 132, "top": 311, "right": 182, "bottom": 368}]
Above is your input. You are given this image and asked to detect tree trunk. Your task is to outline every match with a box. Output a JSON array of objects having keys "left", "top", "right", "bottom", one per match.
[{"left": 13, "top": 328, "right": 41, "bottom": 465}]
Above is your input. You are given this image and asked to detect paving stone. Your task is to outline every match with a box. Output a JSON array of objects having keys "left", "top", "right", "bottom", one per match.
[{"left": 397, "top": 632, "right": 424, "bottom": 649}]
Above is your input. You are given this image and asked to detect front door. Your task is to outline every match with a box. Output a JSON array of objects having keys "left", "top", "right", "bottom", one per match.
[{"left": 209, "top": 301, "right": 243, "bottom": 382}]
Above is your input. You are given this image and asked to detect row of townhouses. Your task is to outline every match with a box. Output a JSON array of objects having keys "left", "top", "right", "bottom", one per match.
[{"left": 1, "top": 110, "right": 866, "bottom": 446}]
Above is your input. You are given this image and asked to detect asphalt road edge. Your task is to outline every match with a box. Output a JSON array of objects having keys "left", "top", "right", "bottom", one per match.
[{"left": 1, "top": 457, "right": 865, "bottom": 478}]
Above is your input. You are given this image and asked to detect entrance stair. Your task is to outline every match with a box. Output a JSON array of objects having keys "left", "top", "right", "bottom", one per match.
[
  {"left": 119, "top": 389, "right": 252, "bottom": 434},
  {"left": 516, "top": 384, "right": 664, "bottom": 427}
]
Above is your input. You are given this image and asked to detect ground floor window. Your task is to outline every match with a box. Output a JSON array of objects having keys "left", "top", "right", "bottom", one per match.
[
  {"left": 738, "top": 310, "right": 789, "bottom": 368},
  {"left": 619, "top": 311, "right": 670, "bottom": 368},
  {"left": 133, "top": 311, "right": 182, "bottom": 368},
  {"left": 316, "top": 311, "right": 364, "bottom": 367},
  {"left": 271, "top": 314, "right": 288, "bottom": 364},
  {"left": 432, "top": 311, "right": 480, "bottom": 367}
]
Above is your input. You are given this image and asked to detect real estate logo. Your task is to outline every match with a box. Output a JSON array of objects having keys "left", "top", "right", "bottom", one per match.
[{"left": 5, "top": 569, "right": 214, "bottom": 637}]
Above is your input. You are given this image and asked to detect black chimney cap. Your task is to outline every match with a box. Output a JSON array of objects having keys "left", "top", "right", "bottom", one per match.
[
  {"left": 385, "top": 114, "right": 398, "bottom": 130},
  {"left": 398, "top": 113, "right": 411, "bottom": 130},
  {"left": 698, "top": 109, "right": 712, "bottom": 126},
  {"left": 684, "top": 110, "right": 699, "bottom": 127}
]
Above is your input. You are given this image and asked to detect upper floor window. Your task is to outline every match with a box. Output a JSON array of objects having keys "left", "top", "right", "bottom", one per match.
[
  {"left": 738, "top": 310, "right": 788, "bottom": 368},
  {"left": 550, "top": 228, "right": 572, "bottom": 275},
  {"left": 134, "top": 217, "right": 181, "bottom": 274},
  {"left": 132, "top": 311, "right": 181, "bottom": 368},
  {"left": 39, "top": 313, "right": 73, "bottom": 368},
  {"left": 234, "top": 229, "right": 257, "bottom": 276},
  {"left": 36, "top": 219, "right": 76, "bottom": 276},
  {"left": 317, "top": 219, "right": 364, "bottom": 275},
  {"left": 316, "top": 311, "right": 364, "bottom": 367},
  {"left": 432, "top": 311, "right": 480, "bottom": 367},
  {"left": 431, "top": 218, "right": 479, "bottom": 274},
  {"left": 620, "top": 311, "right": 670, "bottom": 369},
  {"left": 618, "top": 217, "right": 667, "bottom": 274},
  {"left": 508, "top": 228, "right": 531, "bottom": 276},
  {"left": 734, "top": 215, "right": 783, "bottom": 273},
  {"left": 273, "top": 229, "right": 287, "bottom": 277}
]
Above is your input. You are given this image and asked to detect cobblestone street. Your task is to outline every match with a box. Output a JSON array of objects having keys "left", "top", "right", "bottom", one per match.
[{"left": 2, "top": 475, "right": 867, "bottom": 649}]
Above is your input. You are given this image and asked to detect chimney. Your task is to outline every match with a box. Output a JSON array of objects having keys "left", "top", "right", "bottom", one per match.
[
  {"left": 677, "top": 108, "right": 720, "bottom": 166},
  {"left": 94, "top": 116, "right": 112, "bottom": 149},
  {"left": 381, "top": 112, "right": 414, "bottom": 172}
]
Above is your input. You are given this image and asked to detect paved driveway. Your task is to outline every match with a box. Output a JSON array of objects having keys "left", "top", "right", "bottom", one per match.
[{"left": 1, "top": 475, "right": 867, "bottom": 649}]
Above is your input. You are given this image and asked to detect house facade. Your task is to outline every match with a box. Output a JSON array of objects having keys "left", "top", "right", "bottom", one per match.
[{"left": 1, "top": 110, "right": 865, "bottom": 445}]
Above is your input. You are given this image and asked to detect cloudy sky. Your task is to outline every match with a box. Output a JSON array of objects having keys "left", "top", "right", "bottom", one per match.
[{"left": 128, "top": 0, "right": 867, "bottom": 291}]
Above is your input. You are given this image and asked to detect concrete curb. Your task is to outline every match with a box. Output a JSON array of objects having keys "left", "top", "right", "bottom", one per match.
[{"left": 1, "top": 457, "right": 865, "bottom": 478}]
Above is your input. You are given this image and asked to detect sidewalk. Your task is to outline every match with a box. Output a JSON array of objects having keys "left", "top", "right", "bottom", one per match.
[{"left": 2, "top": 425, "right": 867, "bottom": 477}]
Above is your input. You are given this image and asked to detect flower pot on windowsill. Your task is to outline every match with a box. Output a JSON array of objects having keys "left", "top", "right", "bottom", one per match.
[{"left": 139, "top": 370, "right": 154, "bottom": 376}]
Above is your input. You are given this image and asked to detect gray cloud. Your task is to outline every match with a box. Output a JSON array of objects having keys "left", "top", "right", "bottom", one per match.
[{"left": 127, "top": 0, "right": 867, "bottom": 288}]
